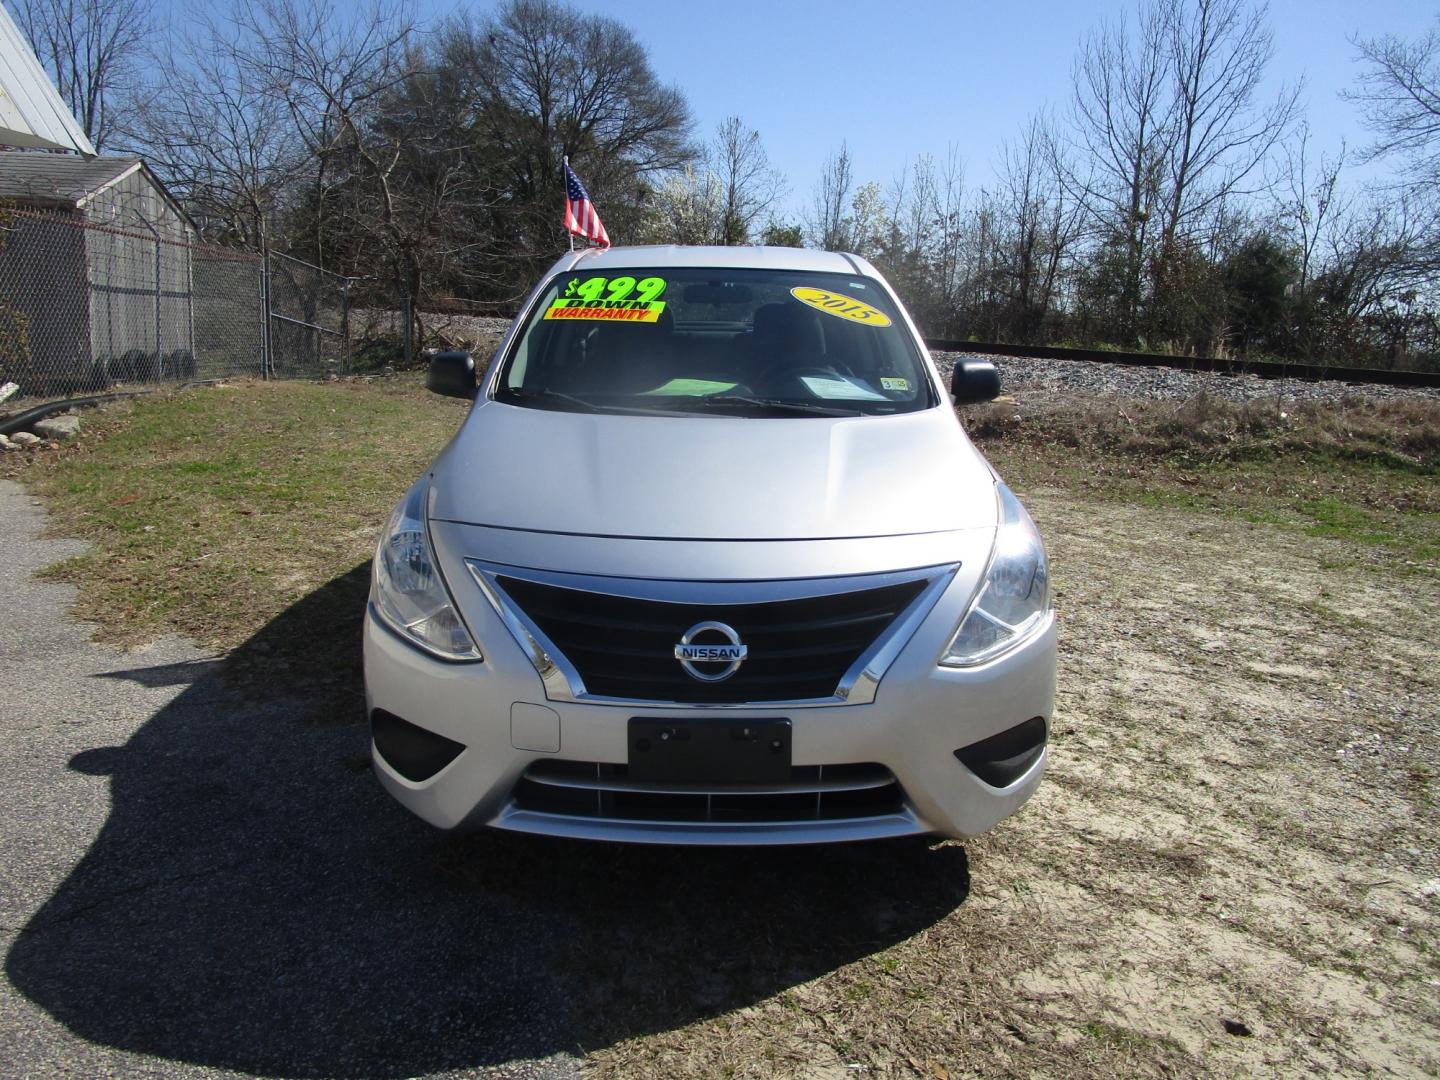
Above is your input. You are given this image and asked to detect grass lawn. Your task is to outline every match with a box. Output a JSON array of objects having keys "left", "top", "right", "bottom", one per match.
[
  {"left": 973, "top": 392, "right": 1440, "bottom": 575},
  {"left": 3, "top": 377, "right": 470, "bottom": 702}
]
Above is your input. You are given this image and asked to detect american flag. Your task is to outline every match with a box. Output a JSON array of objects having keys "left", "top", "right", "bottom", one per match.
[{"left": 563, "top": 160, "right": 610, "bottom": 247}]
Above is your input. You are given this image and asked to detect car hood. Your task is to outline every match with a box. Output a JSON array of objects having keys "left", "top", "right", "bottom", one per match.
[{"left": 428, "top": 401, "right": 997, "bottom": 541}]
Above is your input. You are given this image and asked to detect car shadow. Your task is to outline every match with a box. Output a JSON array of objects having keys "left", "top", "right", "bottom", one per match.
[
  {"left": 93, "top": 656, "right": 227, "bottom": 687},
  {"left": 5, "top": 564, "right": 971, "bottom": 1077}
]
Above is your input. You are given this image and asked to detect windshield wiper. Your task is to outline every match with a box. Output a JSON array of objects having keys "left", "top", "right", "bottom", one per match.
[
  {"left": 698, "top": 394, "right": 864, "bottom": 417},
  {"left": 493, "top": 386, "right": 687, "bottom": 417},
  {"left": 493, "top": 386, "right": 601, "bottom": 413}
]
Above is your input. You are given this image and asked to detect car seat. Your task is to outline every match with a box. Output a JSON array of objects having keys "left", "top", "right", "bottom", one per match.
[
  {"left": 575, "top": 309, "right": 676, "bottom": 395},
  {"left": 747, "top": 302, "right": 826, "bottom": 388}
]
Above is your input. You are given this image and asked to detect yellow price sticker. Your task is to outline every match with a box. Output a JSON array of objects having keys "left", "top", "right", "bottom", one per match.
[{"left": 790, "top": 287, "right": 892, "bottom": 327}]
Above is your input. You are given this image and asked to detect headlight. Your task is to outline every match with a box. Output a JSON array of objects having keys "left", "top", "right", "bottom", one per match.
[
  {"left": 940, "top": 483, "right": 1051, "bottom": 667},
  {"left": 371, "top": 477, "right": 481, "bottom": 661}
]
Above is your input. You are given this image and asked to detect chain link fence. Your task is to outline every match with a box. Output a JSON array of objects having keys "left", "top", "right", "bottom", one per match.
[
  {"left": 0, "top": 206, "right": 351, "bottom": 403},
  {"left": 348, "top": 298, "right": 415, "bottom": 372},
  {"left": 344, "top": 293, "right": 517, "bottom": 373},
  {"left": 265, "top": 250, "right": 350, "bottom": 380}
]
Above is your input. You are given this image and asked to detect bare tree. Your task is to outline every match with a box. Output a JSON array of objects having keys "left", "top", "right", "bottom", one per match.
[
  {"left": 12, "top": 0, "right": 152, "bottom": 150},
  {"left": 1065, "top": 0, "right": 1297, "bottom": 344},
  {"left": 844, "top": 182, "right": 886, "bottom": 259},
  {"left": 638, "top": 117, "right": 783, "bottom": 245},
  {"left": 808, "top": 143, "right": 854, "bottom": 251},
  {"left": 885, "top": 155, "right": 939, "bottom": 269},
  {"left": 1311, "top": 193, "right": 1435, "bottom": 362},
  {"left": 230, "top": 0, "right": 418, "bottom": 268},
  {"left": 993, "top": 115, "right": 1083, "bottom": 339},
  {"left": 844, "top": 149, "right": 968, "bottom": 333},
  {"left": 711, "top": 117, "right": 785, "bottom": 244},
  {"left": 125, "top": 20, "right": 303, "bottom": 246},
  {"left": 928, "top": 149, "right": 968, "bottom": 323},
  {"left": 1347, "top": 19, "right": 1440, "bottom": 193},
  {"left": 123, "top": 0, "right": 433, "bottom": 281},
  {"left": 1065, "top": 0, "right": 1173, "bottom": 334},
  {"left": 336, "top": 60, "right": 501, "bottom": 337},
  {"left": 233, "top": 0, "right": 414, "bottom": 158},
  {"left": 1266, "top": 122, "right": 1350, "bottom": 354},
  {"left": 1159, "top": 0, "right": 1298, "bottom": 248},
  {"left": 1274, "top": 124, "right": 1347, "bottom": 295}
]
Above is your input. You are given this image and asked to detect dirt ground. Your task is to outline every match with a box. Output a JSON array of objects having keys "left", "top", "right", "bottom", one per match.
[
  {"left": 590, "top": 488, "right": 1440, "bottom": 1078},
  {"left": 1004, "top": 489, "right": 1435, "bottom": 1073}
]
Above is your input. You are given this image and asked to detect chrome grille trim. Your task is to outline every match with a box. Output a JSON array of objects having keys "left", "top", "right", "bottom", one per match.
[{"left": 465, "top": 561, "right": 958, "bottom": 707}]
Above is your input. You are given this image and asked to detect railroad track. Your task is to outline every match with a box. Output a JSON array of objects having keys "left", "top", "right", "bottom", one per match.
[{"left": 923, "top": 339, "right": 1440, "bottom": 389}]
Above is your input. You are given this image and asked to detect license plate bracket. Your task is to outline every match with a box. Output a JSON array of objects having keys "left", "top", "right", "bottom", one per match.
[{"left": 627, "top": 718, "right": 791, "bottom": 784}]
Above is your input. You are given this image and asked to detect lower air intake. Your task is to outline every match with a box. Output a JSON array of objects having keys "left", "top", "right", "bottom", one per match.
[
  {"left": 513, "top": 760, "right": 906, "bottom": 824},
  {"left": 371, "top": 709, "right": 466, "bottom": 783},
  {"left": 955, "top": 717, "right": 1047, "bottom": 788}
]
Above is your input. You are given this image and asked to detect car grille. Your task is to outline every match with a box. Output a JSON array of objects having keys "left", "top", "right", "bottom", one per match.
[
  {"left": 513, "top": 760, "right": 905, "bottom": 823},
  {"left": 491, "top": 574, "right": 929, "bottom": 703}
]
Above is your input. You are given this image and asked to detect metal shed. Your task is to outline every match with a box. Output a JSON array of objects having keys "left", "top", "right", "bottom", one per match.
[{"left": 0, "top": 153, "right": 200, "bottom": 392}]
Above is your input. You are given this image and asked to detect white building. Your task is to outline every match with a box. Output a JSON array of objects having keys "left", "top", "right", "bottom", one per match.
[{"left": 0, "top": 0, "right": 96, "bottom": 156}]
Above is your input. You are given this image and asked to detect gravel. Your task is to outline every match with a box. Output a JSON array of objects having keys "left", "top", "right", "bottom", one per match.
[
  {"left": 932, "top": 350, "right": 1440, "bottom": 404},
  {"left": 420, "top": 314, "right": 514, "bottom": 347}
]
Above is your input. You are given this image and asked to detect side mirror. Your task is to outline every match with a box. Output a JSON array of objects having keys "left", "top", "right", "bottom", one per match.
[
  {"left": 427, "top": 351, "right": 476, "bottom": 399},
  {"left": 950, "top": 360, "right": 1001, "bottom": 404}
]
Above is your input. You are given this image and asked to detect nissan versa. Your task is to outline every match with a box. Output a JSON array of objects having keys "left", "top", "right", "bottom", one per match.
[{"left": 363, "top": 245, "right": 1055, "bottom": 844}]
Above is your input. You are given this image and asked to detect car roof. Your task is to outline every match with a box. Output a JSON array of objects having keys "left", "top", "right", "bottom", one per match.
[{"left": 553, "top": 244, "right": 877, "bottom": 277}]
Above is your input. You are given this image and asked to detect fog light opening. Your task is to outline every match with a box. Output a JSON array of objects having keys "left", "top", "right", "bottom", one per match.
[
  {"left": 371, "top": 708, "right": 466, "bottom": 783},
  {"left": 955, "top": 716, "right": 1047, "bottom": 788}
]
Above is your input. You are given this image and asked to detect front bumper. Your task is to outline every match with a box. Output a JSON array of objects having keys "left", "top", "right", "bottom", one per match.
[{"left": 362, "top": 591, "right": 1056, "bottom": 844}]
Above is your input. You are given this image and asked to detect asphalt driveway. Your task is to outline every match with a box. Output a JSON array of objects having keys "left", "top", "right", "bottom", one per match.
[
  {"left": 0, "top": 479, "right": 965, "bottom": 1079},
  {"left": 0, "top": 479, "right": 581, "bottom": 1078}
]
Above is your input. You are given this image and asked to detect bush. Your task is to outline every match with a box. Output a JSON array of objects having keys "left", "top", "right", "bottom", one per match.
[{"left": 0, "top": 300, "right": 30, "bottom": 389}]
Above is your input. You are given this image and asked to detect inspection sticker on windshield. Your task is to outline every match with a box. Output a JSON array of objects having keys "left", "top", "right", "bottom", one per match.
[
  {"left": 880, "top": 377, "right": 910, "bottom": 391},
  {"left": 790, "top": 287, "right": 892, "bottom": 327}
]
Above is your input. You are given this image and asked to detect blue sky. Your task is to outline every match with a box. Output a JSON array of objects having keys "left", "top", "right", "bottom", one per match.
[{"left": 415, "top": 0, "right": 1434, "bottom": 220}]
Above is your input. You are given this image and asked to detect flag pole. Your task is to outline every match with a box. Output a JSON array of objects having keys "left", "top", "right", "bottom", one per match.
[{"left": 564, "top": 156, "right": 574, "bottom": 252}]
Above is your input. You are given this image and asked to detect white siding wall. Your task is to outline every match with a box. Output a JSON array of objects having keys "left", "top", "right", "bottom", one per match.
[{"left": 84, "top": 171, "right": 196, "bottom": 376}]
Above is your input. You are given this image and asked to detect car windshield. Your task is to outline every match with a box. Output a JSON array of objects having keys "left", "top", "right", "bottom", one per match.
[{"left": 493, "top": 266, "right": 936, "bottom": 417}]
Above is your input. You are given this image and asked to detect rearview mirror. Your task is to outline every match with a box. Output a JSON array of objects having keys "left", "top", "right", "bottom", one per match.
[
  {"left": 427, "top": 351, "right": 476, "bottom": 399},
  {"left": 683, "top": 283, "right": 754, "bottom": 305},
  {"left": 950, "top": 360, "right": 1000, "bottom": 404}
]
